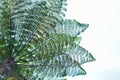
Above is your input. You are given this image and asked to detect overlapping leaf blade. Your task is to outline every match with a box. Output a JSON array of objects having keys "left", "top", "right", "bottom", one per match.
[
  {"left": 66, "top": 44, "right": 95, "bottom": 65},
  {"left": 23, "top": 20, "right": 94, "bottom": 78},
  {"left": 17, "top": 34, "right": 75, "bottom": 79},
  {"left": 54, "top": 54, "right": 86, "bottom": 76}
]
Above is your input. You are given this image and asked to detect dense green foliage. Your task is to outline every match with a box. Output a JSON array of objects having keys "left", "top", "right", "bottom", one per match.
[{"left": 0, "top": 0, "right": 95, "bottom": 80}]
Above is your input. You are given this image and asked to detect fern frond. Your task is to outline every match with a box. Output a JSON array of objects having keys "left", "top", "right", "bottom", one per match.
[{"left": 56, "top": 19, "right": 89, "bottom": 37}]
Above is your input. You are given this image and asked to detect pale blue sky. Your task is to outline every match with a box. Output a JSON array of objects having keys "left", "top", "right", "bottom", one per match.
[{"left": 66, "top": 0, "right": 120, "bottom": 80}]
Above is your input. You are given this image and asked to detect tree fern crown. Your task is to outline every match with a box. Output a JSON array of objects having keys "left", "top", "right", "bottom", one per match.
[{"left": 0, "top": 0, "right": 95, "bottom": 80}]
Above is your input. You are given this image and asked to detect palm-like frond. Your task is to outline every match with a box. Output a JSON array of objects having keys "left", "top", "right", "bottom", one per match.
[{"left": 0, "top": 0, "right": 95, "bottom": 80}]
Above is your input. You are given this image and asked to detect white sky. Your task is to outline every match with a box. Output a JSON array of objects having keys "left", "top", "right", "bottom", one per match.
[{"left": 66, "top": 0, "right": 120, "bottom": 80}]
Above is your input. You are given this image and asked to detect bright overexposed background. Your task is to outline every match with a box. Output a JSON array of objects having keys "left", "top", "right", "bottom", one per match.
[{"left": 66, "top": 0, "right": 120, "bottom": 80}]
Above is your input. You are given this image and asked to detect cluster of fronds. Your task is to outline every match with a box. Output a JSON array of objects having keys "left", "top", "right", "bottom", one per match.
[{"left": 0, "top": 0, "right": 95, "bottom": 80}]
